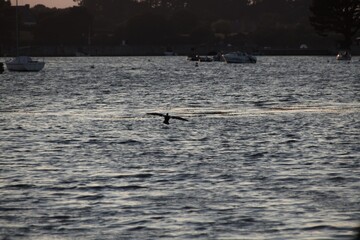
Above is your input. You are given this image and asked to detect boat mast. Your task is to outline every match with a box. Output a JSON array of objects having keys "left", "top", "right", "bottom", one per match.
[
  {"left": 88, "top": 24, "right": 91, "bottom": 56},
  {"left": 15, "top": 0, "right": 19, "bottom": 56}
]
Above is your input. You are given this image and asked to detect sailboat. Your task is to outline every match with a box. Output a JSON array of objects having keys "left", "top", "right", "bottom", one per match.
[{"left": 6, "top": 0, "right": 45, "bottom": 72}]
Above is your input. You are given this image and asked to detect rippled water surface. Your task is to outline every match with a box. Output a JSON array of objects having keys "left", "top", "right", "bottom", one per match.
[{"left": 0, "top": 56, "right": 359, "bottom": 239}]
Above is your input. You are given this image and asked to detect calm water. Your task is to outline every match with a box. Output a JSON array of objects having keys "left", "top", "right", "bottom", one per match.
[{"left": 0, "top": 56, "right": 359, "bottom": 239}]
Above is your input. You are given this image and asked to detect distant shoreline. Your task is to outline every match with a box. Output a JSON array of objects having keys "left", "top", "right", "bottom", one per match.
[{"left": 1, "top": 45, "right": 359, "bottom": 57}]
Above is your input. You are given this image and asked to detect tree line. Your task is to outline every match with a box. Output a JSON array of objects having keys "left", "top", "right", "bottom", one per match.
[{"left": 0, "top": 0, "right": 359, "bottom": 51}]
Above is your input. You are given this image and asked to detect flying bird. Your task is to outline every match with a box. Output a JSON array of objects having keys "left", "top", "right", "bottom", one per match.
[{"left": 147, "top": 113, "right": 188, "bottom": 124}]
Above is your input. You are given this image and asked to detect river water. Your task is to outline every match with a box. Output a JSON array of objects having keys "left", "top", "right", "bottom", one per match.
[{"left": 0, "top": 56, "right": 359, "bottom": 239}]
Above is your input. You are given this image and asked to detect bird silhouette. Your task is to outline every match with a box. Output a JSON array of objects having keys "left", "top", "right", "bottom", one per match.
[{"left": 147, "top": 113, "right": 188, "bottom": 124}]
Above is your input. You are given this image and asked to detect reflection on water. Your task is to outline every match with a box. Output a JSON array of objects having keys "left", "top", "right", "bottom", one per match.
[{"left": 0, "top": 56, "right": 359, "bottom": 239}]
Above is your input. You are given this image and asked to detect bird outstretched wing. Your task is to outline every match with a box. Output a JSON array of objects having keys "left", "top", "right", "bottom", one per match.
[
  {"left": 146, "top": 113, "right": 165, "bottom": 117},
  {"left": 171, "top": 116, "right": 189, "bottom": 121}
]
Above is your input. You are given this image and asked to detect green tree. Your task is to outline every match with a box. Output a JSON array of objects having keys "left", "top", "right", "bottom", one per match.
[
  {"left": 34, "top": 7, "right": 92, "bottom": 45},
  {"left": 170, "top": 9, "right": 198, "bottom": 34},
  {"left": 309, "top": 0, "right": 360, "bottom": 49},
  {"left": 0, "top": 0, "right": 11, "bottom": 46},
  {"left": 125, "top": 12, "right": 173, "bottom": 44},
  {"left": 0, "top": 0, "right": 10, "bottom": 9},
  {"left": 211, "top": 19, "right": 232, "bottom": 41}
]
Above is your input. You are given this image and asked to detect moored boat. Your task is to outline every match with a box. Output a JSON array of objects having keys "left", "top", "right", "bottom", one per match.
[
  {"left": 222, "top": 51, "right": 257, "bottom": 63},
  {"left": 336, "top": 51, "right": 351, "bottom": 61},
  {"left": 187, "top": 55, "right": 213, "bottom": 62},
  {"left": 6, "top": 0, "right": 45, "bottom": 72},
  {"left": 6, "top": 56, "right": 45, "bottom": 72},
  {"left": 164, "top": 51, "right": 176, "bottom": 56}
]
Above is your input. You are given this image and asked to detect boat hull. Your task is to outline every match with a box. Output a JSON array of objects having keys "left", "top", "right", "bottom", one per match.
[
  {"left": 336, "top": 51, "right": 351, "bottom": 61},
  {"left": 336, "top": 55, "right": 351, "bottom": 61},
  {"left": 222, "top": 52, "right": 257, "bottom": 64},
  {"left": 224, "top": 58, "right": 257, "bottom": 64},
  {"left": 6, "top": 56, "right": 45, "bottom": 72}
]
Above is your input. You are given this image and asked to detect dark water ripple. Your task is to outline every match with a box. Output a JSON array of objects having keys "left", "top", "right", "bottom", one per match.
[{"left": 0, "top": 56, "right": 359, "bottom": 239}]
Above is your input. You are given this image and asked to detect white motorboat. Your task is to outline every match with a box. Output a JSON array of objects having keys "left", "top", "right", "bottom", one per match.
[
  {"left": 6, "top": 56, "right": 45, "bottom": 72},
  {"left": 336, "top": 51, "right": 351, "bottom": 61},
  {"left": 222, "top": 51, "right": 257, "bottom": 63}
]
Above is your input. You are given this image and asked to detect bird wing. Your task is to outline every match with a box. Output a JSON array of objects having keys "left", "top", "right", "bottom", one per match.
[
  {"left": 146, "top": 113, "right": 165, "bottom": 117},
  {"left": 171, "top": 116, "right": 189, "bottom": 121}
]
